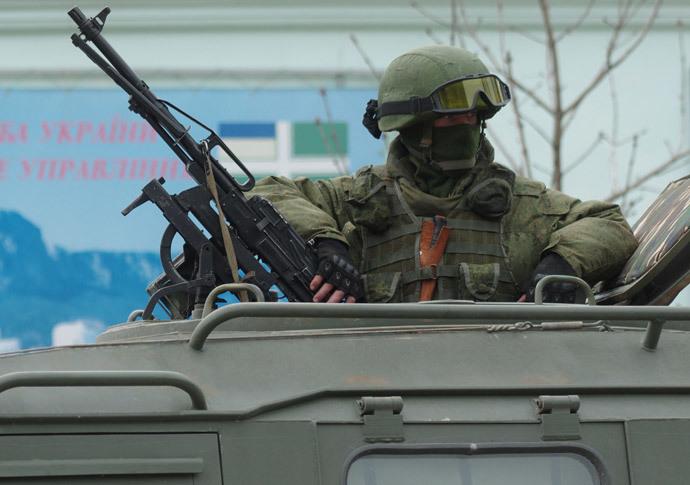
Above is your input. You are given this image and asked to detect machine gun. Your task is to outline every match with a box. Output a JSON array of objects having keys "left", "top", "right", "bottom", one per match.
[{"left": 68, "top": 6, "right": 319, "bottom": 318}]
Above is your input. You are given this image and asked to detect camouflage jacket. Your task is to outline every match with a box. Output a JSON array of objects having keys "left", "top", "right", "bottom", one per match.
[{"left": 251, "top": 137, "right": 638, "bottom": 301}]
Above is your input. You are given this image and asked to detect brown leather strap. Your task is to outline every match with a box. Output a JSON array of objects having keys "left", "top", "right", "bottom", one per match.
[
  {"left": 419, "top": 216, "right": 451, "bottom": 301},
  {"left": 203, "top": 144, "right": 248, "bottom": 303}
]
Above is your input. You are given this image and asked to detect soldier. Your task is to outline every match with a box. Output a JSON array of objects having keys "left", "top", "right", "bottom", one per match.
[{"left": 251, "top": 45, "right": 638, "bottom": 304}]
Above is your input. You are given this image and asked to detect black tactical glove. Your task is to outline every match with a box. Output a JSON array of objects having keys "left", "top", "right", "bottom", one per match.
[
  {"left": 314, "top": 239, "right": 363, "bottom": 302},
  {"left": 521, "top": 252, "right": 583, "bottom": 304}
]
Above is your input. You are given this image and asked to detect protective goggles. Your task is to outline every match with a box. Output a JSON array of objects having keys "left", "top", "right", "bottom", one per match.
[{"left": 376, "top": 74, "right": 511, "bottom": 118}]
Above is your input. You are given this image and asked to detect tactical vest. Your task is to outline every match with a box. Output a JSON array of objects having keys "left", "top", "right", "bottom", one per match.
[{"left": 352, "top": 166, "right": 520, "bottom": 303}]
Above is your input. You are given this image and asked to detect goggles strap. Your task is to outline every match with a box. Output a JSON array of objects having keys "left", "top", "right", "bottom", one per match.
[{"left": 377, "top": 96, "right": 435, "bottom": 117}]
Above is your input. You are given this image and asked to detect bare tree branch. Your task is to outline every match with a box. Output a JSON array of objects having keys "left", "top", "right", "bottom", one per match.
[
  {"left": 424, "top": 27, "right": 445, "bottom": 45},
  {"left": 607, "top": 70, "right": 620, "bottom": 193},
  {"left": 539, "top": 0, "right": 564, "bottom": 189},
  {"left": 664, "top": 138, "right": 675, "bottom": 155},
  {"left": 602, "top": 130, "right": 648, "bottom": 147},
  {"left": 563, "top": 132, "right": 605, "bottom": 175},
  {"left": 411, "top": 1, "right": 452, "bottom": 29},
  {"left": 555, "top": 0, "right": 596, "bottom": 41},
  {"left": 458, "top": 1, "right": 553, "bottom": 114},
  {"left": 500, "top": 75, "right": 554, "bottom": 115},
  {"left": 563, "top": 0, "right": 661, "bottom": 116},
  {"left": 520, "top": 113, "right": 552, "bottom": 145},
  {"left": 404, "top": 0, "right": 678, "bottom": 206},
  {"left": 498, "top": 2, "right": 532, "bottom": 177},
  {"left": 605, "top": 148, "right": 690, "bottom": 202},
  {"left": 505, "top": 24, "right": 546, "bottom": 46},
  {"left": 484, "top": 124, "right": 521, "bottom": 173},
  {"left": 450, "top": 0, "right": 459, "bottom": 46},
  {"left": 672, "top": 19, "right": 688, "bottom": 154},
  {"left": 349, "top": 34, "right": 381, "bottom": 81},
  {"left": 318, "top": 88, "right": 348, "bottom": 175},
  {"left": 607, "top": 0, "right": 648, "bottom": 51},
  {"left": 621, "top": 134, "right": 639, "bottom": 211},
  {"left": 612, "top": 16, "right": 689, "bottom": 205},
  {"left": 531, "top": 162, "right": 555, "bottom": 177},
  {"left": 457, "top": 2, "right": 502, "bottom": 69},
  {"left": 315, "top": 117, "right": 344, "bottom": 175}
]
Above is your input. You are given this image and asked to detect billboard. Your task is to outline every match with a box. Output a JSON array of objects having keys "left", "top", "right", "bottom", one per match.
[
  {"left": 0, "top": 87, "right": 383, "bottom": 348},
  {"left": 0, "top": 87, "right": 382, "bottom": 253}
]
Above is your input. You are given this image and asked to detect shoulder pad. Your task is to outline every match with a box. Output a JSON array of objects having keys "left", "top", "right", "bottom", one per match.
[
  {"left": 347, "top": 166, "right": 391, "bottom": 232},
  {"left": 466, "top": 163, "right": 516, "bottom": 218},
  {"left": 513, "top": 176, "right": 546, "bottom": 197},
  {"left": 354, "top": 164, "right": 374, "bottom": 177},
  {"left": 355, "top": 163, "right": 390, "bottom": 180}
]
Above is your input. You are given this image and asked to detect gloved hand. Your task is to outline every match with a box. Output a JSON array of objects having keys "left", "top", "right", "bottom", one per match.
[
  {"left": 519, "top": 252, "right": 583, "bottom": 304},
  {"left": 310, "top": 239, "right": 362, "bottom": 303}
]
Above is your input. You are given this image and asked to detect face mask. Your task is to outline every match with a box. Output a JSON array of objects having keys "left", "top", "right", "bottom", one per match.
[
  {"left": 432, "top": 124, "right": 481, "bottom": 169},
  {"left": 401, "top": 122, "right": 481, "bottom": 176}
]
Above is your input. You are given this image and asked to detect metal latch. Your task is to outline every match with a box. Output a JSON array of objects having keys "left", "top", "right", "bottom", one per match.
[
  {"left": 536, "top": 395, "right": 581, "bottom": 441},
  {"left": 357, "top": 396, "right": 404, "bottom": 443}
]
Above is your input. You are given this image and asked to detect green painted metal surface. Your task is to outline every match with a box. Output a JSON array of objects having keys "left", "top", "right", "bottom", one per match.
[
  {"left": 0, "top": 433, "right": 221, "bottom": 483},
  {"left": 1, "top": 301, "right": 689, "bottom": 484}
]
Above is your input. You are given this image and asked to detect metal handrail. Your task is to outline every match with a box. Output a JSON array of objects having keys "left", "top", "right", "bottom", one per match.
[
  {"left": 188, "top": 301, "right": 690, "bottom": 350},
  {"left": 0, "top": 370, "right": 207, "bottom": 410},
  {"left": 202, "top": 283, "right": 265, "bottom": 318},
  {"left": 535, "top": 275, "right": 596, "bottom": 305},
  {"left": 127, "top": 309, "right": 145, "bottom": 322}
]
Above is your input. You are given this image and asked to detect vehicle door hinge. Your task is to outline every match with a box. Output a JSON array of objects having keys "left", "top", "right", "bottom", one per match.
[
  {"left": 357, "top": 396, "right": 404, "bottom": 443},
  {"left": 536, "top": 395, "right": 581, "bottom": 441}
]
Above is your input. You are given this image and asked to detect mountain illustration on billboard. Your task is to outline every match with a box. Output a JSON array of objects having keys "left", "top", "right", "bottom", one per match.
[{"left": 0, "top": 210, "right": 160, "bottom": 349}]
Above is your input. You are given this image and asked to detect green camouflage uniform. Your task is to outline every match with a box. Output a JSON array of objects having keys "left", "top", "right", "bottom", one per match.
[{"left": 251, "top": 136, "right": 638, "bottom": 303}]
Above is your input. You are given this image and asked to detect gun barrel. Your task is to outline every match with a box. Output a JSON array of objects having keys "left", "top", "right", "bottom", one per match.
[
  {"left": 67, "top": 7, "right": 87, "bottom": 25},
  {"left": 69, "top": 7, "right": 148, "bottom": 100}
]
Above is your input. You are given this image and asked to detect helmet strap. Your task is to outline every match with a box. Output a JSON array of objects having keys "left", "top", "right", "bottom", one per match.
[
  {"left": 362, "top": 99, "right": 382, "bottom": 139},
  {"left": 420, "top": 121, "right": 434, "bottom": 165},
  {"left": 433, "top": 157, "right": 478, "bottom": 175}
]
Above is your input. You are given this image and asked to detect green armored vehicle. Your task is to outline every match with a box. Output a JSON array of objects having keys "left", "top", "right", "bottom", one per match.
[
  {"left": 2, "top": 7, "right": 690, "bottom": 485},
  {"left": 2, "top": 215, "right": 690, "bottom": 484}
]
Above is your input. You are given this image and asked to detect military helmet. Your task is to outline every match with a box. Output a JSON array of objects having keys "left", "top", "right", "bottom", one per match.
[{"left": 368, "top": 45, "right": 510, "bottom": 135}]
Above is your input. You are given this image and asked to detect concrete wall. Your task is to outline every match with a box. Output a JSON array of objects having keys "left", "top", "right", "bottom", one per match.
[
  {"left": 3, "top": 0, "right": 687, "bottom": 200},
  {"left": 1, "top": 1, "right": 690, "bottom": 298}
]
